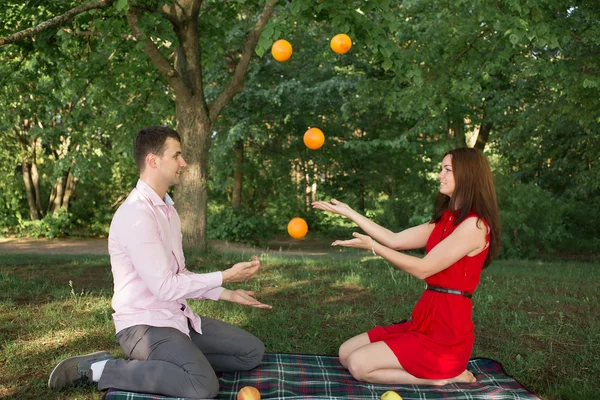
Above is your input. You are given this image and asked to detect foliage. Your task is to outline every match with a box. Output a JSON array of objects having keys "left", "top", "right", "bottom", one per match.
[
  {"left": 16, "top": 208, "right": 73, "bottom": 238},
  {"left": 0, "top": 0, "right": 598, "bottom": 258},
  {"left": 496, "top": 176, "right": 570, "bottom": 259},
  {"left": 207, "top": 203, "right": 275, "bottom": 245}
]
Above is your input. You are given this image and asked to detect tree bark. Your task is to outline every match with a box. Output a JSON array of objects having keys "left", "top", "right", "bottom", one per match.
[
  {"left": 21, "top": 160, "right": 41, "bottom": 221},
  {"left": 232, "top": 139, "right": 244, "bottom": 208},
  {"left": 450, "top": 117, "right": 466, "bottom": 147},
  {"left": 0, "top": 0, "right": 114, "bottom": 46},
  {"left": 132, "top": 0, "right": 275, "bottom": 251},
  {"left": 31, "top": 142, "right": 43, "bottom": 213},
  {"left": 1, "top": 0, "right": 278, "bottom": 250},
  {"left": 295, "top": 162, "right": 303, "bottom": 211},
  {"left": 359, "top": 180, "right": 365, "bottom": 213},
  {"left": 304, "top": 161, "right": 311, "bottom": 212},
  {"left": 62, "top": 168, "right": 78, "bottom": 210},
  {"left": 475, "top": 122, "right": 492, "bottom": 150},
  {"left": 16, "top": 130, "right": 42, "bottom": 220},
  {"left": 174, "top": 96, "right": 212, "bottom": 251},
  {"left": 50, "top": 174, "right": 66, "bottom": 214}
]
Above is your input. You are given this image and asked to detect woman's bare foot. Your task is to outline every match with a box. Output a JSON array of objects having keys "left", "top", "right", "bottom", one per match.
[
  {"left": 431, "top": 369, "right": 476, "bottom": 386},
  {"left": 448, "top": 369, "right": 476, "bottom": 384}
]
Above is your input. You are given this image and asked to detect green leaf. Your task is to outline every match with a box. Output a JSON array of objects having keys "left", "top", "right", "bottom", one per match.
[
  {"left": 262, "top": 25, "right": 274, "bottom": 41},
  {"left": 115, "top": 0, "right": 128, "bottom": 12},
  {"left": 382, "top": 58, "right": 392, "bottom": 71},
  {"left": 258, "top": 36, "right": 271, "bottom": 50}
]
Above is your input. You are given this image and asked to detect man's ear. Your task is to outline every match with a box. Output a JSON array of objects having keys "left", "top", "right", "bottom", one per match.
[{"left": 145, "top": 153, "right": 157, "bottom": 169}]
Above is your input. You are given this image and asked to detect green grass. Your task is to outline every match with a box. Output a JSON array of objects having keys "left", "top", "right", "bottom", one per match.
[{"left": 0, "top": 251, "right": 598, "bottom": 399}]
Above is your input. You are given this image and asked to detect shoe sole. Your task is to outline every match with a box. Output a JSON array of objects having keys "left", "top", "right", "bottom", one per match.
[{"left": 48, "top": 350, "right": 112, "bottom": 389}]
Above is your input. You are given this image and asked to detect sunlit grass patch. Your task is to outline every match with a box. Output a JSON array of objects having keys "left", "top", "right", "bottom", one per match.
[{"left": 0, "top": 253, "right": 598, "bottom": 399}]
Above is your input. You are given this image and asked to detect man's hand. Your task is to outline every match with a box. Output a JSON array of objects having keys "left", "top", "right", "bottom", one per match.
[
  {"left": 219, "top": 289, "right": 272, "bottom": 309},
  {"left": 222, "top": 255, "right": 261, "bottom": 283}
]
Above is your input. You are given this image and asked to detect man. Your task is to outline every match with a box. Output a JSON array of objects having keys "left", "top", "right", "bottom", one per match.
[{"left": 48, "top": 126, "right": 271, "bottom": 398}]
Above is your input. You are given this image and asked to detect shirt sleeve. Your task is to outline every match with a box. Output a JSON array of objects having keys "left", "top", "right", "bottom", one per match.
[
  {"left": 117, "top": 208, "right": 223, "bottom": 302},
  {"left": 180, "top": 269, "right": 225, "bottom": 300}
]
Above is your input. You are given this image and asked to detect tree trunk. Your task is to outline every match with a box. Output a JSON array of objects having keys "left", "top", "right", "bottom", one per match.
[
  {"left": 62, "top": 168, "right": 78, "bottom": 210},
  {"left": 126, "top": 0, "right": 277, "bottom": 252},
  {"left": 50, "top": 174, "right": 66, "bottom": 214},
  {"left": 295, "top": 162, "right": 303, "bottom": 211},
  {"left": 310, "top": 163, "right": 318, "bottom": 204},
  {"left": 359, "top": 180, "right": 365, "bottom": 213},
  {"left": 31, "top": 141, "right": 43, "bottom": 213},
  {"left": 174, "top": 97, "right": 212, "bottom": 251},
  {"left": 304, "top": 161, "right": 310, "bottom": 211},
  {"left": 450, "top": 117, "right": 466, "bottom": 147},
  {"left": 16, "top": 132, "right": 42, "bottom": 220},
  {"left": 474, "top": 122, "right": 492, "bottom": 150},
  {"left": 21, "top": 160, "right": 41, "bottom": 221},
  {"left": 232, "top": 139, "right": 243, "bottom": 208}
]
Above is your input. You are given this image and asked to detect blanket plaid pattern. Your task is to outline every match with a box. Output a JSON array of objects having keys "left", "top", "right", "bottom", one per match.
[{"left": 104, "top": 353, "right": 539, "bottom": 400}]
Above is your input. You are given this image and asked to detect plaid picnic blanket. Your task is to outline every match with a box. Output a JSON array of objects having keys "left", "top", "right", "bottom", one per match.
[{"left": 104, "top": 353, "right": 539, "bottom": 400}]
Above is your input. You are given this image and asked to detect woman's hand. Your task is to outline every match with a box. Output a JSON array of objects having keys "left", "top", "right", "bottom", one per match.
[
  {"left": 312, "top": 198, "right": 353, "bottom": 217},
  {"left": 219, "top": 289, "right": 272, "bottom": 309},
  {"left": 332, "top": 232, "right": 372, "bottom": 250}
]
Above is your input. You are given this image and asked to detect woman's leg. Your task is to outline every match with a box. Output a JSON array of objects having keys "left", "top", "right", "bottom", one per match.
[
  {"left": 338, "top": 333, "right": 370, "bottom": 368},
  {"left": 345, "top": 341, "right": 476, "bottom": 385}
]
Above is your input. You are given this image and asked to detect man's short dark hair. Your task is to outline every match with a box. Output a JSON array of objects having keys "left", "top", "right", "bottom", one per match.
[{"left": 133, "top": 126, "right": 181, "bottom": 172}]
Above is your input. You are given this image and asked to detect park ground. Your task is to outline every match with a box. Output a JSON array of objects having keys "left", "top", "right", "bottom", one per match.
[
  {"left": 0, "top": 237, "right": 599, "bottom": 400},
  {"left": 0, "top": 236, "right": 343, "bottom": 257}
]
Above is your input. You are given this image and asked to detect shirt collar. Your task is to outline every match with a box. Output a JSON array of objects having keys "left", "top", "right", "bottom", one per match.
[{"left": 136, "top": 179, "right": 174, "bottom": 207}]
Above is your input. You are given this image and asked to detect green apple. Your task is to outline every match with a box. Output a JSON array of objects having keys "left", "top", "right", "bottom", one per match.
[{"left": 380, "top": 391, "right": 403, "bottom": 400}]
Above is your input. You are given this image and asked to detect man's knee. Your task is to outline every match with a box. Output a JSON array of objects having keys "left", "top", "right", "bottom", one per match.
[
  {"left": 242, "top": 337, "right": 264, "bottom": 370},
  {"left": 186, "top": 370, "right": 220, "bottom": 399}
]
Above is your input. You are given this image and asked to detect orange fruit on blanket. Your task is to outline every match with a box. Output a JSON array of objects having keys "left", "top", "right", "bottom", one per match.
[
  {"left": 287, "top": 217, "right": 308, "bottom": 239},
  {"left": 271, "top": 39, "right": 293, "bottom": 62},
  {"left": 330, "top": 33, "right": 352, "bottom": 54},
  {"left": 237, "top": 386, "right": 261, "bottom": 400},
  {"left": 303, "top": 127, "right": 325, "bottom": 150}
]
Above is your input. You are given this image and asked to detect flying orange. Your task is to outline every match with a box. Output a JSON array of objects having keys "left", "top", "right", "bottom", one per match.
[
  {"left": 330, "top": 34, "right": 352, "bottom": 54},
  {"left": 303, "top": 127, "right": 325, "bottom": 150},
  {"left": 287, "top": 217, "right": 308, "bottom": 239},
  {"left": 271, "top": 39, "right": 293, "bottom": 62}
]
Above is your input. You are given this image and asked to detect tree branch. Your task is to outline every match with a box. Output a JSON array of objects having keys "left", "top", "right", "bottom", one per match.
[
  {"left": 0, "top": 0, "right": 114, "bottom": 47},
  {"left": 475, "top": 122, "right": 492, "bottom": 150},
  {"left": 209, "top": 0, "right": 277, "bottom": 123},
  {"left": 455, "top": 29, "right": 489, "bottom": 62},
  {"left": 126, "top": 7, "right": 190, "bottom": 98},
  {"left": 129, "top": 1, "right": 179, "bottom": 26}
]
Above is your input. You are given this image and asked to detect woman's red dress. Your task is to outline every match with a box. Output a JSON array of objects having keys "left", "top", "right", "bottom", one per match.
[{"left": 368, "top": 211, "right": 490, "bottom": 379}]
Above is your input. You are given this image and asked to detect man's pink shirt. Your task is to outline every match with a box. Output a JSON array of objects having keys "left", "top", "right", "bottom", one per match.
[{"left": 108, "top": 179, "right": 224, "bottom": 336}]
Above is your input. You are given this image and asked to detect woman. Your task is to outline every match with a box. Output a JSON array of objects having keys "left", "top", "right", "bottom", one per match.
[{"left": 312, "top": 147, "right": 500, "bottom": 386}]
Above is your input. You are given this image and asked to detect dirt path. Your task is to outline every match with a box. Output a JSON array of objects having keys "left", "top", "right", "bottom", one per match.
[{"left": 0, "top": 236, "right": 355, "bottom": 258}]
